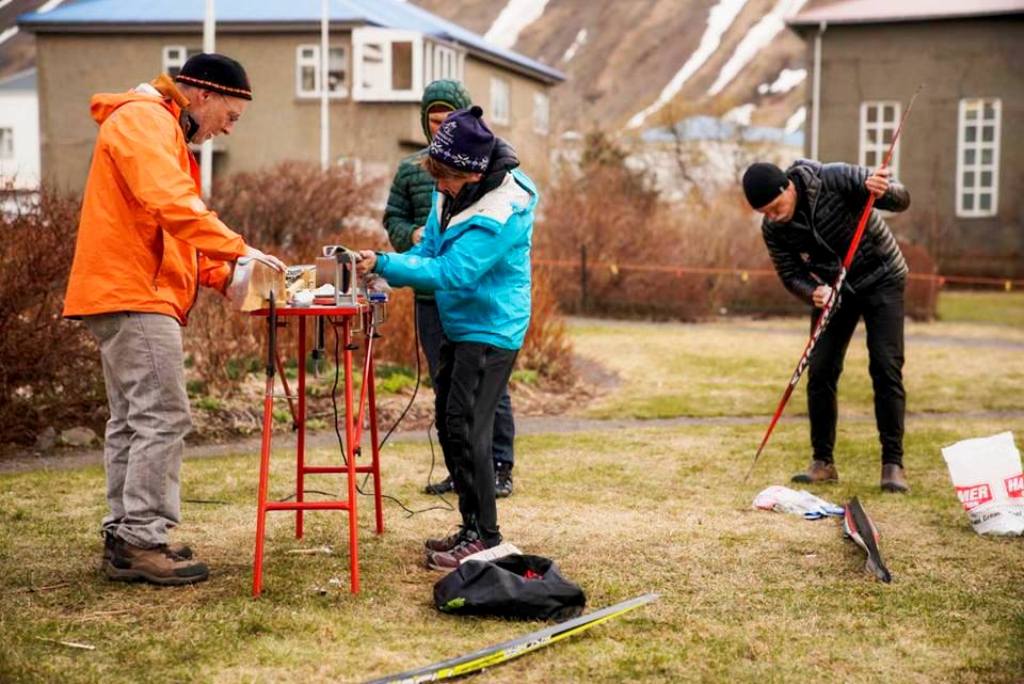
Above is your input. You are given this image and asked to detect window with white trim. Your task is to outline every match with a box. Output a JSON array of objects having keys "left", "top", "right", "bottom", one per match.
[
  {"left": 957, "top": 98, "right": 1001, "bottom": 217},
  {"left": 490, "top": 78, "right": 510, "bottom": 125},
  {"left": 163, "top": 46, "right": 200, "bottom": 78},
  {"left": 424, "top": 41, "right": 464, "bottom": 84},
  {"left": 859, "top": 101, "right": 900, "bottom": 176},
  {"left": 352, "top": 28, "right": 423, "bottom": 101},
  {"left": 296, "top": 44, "right": 348, "bottom": 98},
  {"left": 0, "top": 128, "right": 13, "bottom": 159},
  {"left": 533, "top": 91, "right": 549, "bottom": 134}
]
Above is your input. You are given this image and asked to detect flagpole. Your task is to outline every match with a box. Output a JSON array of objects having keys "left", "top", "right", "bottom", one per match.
[
  {"left": 320, "top": 0, "right": 330, "bottom": 171},
  {"left": 201, "top": 0, "right": 215, "bottom": 196}
]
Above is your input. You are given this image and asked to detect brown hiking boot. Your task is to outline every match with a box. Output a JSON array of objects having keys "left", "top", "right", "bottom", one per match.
[
  {"left": 880, "top": 463, "right": 910, "bottom": 493},
  {"left": 104, "top": 538, "right": 209, "bottom": 586},
  {"left": 791, "top": 460, "right": 839, "bottom": 484},
  {"left": 103, "top": 531, "right": 192, "bottom": 562}
]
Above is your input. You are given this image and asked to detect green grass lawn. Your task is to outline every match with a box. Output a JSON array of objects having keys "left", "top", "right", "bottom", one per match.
[
  {"left": 573, "top": 317, "right": 1024, "bottom": 420},
  {"left": 2, "top": 315, "right": 1023, "bottom": 683},
  {"left": 1, "top": 418, "right": 1022, "bottom": 682},
  {"left": 938, "top": 290, "right": 1024, "bottom": 328}
]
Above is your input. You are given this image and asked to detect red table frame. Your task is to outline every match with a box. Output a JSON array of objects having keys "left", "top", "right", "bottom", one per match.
[{"left": 249, "top": 303, "right": 384, "bottom": 597}]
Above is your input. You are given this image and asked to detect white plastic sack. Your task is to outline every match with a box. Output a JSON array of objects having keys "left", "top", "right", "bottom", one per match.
[{"left": 941, "top": 431, "right": 1024, "bottom": 536}]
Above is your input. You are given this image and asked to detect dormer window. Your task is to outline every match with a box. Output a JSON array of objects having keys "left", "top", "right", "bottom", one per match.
[{"left": 353, "top": 28, "right": 464, "bottom": 102}]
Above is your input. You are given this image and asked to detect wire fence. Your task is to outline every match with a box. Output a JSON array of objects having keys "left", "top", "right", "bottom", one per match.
[{"left": 534, "top": 249, "right": 1023, "bottom": 321}]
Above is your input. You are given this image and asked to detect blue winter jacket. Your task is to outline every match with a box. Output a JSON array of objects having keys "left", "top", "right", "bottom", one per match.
[{"left": 374, "top": 168, "right": 537, "bottom": 350}]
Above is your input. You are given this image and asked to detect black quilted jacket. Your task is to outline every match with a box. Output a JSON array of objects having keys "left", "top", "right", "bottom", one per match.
[{"left": 761, "top": 159, "right": 910, "bottom": 303}]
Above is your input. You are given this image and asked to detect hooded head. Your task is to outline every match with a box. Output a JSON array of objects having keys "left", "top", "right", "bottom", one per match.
[{"left": 420, "top": 79, "right": 472, "bottom": 142}]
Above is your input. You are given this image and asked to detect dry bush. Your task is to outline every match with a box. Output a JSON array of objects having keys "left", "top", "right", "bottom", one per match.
[
  {"left": 189, "top": 161, "right": 392, "bottom": 394},
  {"left": 537, "top": 131, "right": 937, "bottom": 321},
  {"left": 520, "top": 265, "right": 573, "bottom": 383},
  {"left": 0, "top": 190, "right": 106, "bottom": 445}
]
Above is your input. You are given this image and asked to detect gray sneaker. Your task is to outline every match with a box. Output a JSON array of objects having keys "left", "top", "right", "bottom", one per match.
[{"left": 495, "top": 464, "right": 513, "bottom": 498}]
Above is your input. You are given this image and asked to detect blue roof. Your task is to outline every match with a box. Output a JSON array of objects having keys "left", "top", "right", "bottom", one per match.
[{"left": 18, "top": 0, "right": 565, "bottom": 82}]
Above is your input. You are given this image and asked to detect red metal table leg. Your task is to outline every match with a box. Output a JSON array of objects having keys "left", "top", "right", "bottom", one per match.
[
  {"left": 296, "top": 317, "right": 307, "bottom": 539},
  {"left": 343, "top": 318, "right": 360, "bottom": 593},
  {"left": 253, "top": 376, "right": 276, "bottom": 598},
  {"left": 367, "top": 349, "right": 384, "bottom": 534}
]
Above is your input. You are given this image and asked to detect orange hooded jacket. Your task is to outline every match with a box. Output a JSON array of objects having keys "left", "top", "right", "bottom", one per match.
[{"left": 63, "top": 77, "right": 247, "bottom": 325}]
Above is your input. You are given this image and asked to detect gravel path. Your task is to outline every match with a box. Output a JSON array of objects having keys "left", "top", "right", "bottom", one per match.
[{"left": 3, "top": 408, "right": 1023, "bottom": 474}]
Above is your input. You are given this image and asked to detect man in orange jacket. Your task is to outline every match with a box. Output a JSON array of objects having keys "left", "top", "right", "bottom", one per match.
[{"left": 64, "top": 53, "right": 284, "bottom": 586}]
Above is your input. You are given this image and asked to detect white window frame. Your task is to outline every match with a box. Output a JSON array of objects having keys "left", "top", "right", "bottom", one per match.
[
  {"left": 0, "top": 127, "right": 13, "bottom": 159},
  {"left": 533, "top": 91, "right": 549, "bottom": 134},
  {"left": 295, "top": 44, "right": 349, "bottom": 99},
  {"left": 859, "top": 101, "right": 900, "bottom": 177},
  {"left": 423, "top": 40, "right": 465, "bottom": 85},
  {"left": 163, "top": 45, "right": 199, "bottom": 78},
  {"left": 352, "top": 28, "right": 424, "bottom": 102},
  {"left": 490, "top": 77, "right": 510, "bottom": 126},
  {"left": 956, "top": 98, "right": 1001, "bottom": 218}
]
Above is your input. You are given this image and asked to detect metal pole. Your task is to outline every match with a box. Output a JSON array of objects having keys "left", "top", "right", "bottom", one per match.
[
  {"left": 580, "top": 244, "right": 588, "bottom": 313},
  {"left": 201, "top": 0, "right": 215, "bottom": 196},
  {"left": 320, "top": 0, "right": 330, "bottom": 171},
  {"left": 810, "top": 21, "right": 826, "bottom": 160}
]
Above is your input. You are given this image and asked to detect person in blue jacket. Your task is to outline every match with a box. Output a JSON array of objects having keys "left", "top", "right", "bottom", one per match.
[{"left": 357, "top": 106, "right": 536, "bottom": 570}]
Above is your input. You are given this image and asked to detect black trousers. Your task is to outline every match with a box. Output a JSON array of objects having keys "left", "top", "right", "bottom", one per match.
[
  {"left": 416, "top": 299, "right": 515, "bottom": 466},
  {"left": 434, "top": 339, "right": 518, "bottom": 545},
  {"left": 807, "top": 277, "right": 906, "bottom": 466}
]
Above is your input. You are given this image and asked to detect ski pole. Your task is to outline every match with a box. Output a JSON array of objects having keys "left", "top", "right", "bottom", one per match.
[{"left": 745, "top": 85, "right": 922, "bottom": 482}]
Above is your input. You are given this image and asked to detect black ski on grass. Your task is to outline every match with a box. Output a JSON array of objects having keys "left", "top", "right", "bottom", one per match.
[
  {"left": 843, "top": 497, "right": 892, "bottom": 583},
  {"left": 364, "top": 592, "right": 659, "bottom": 683}
]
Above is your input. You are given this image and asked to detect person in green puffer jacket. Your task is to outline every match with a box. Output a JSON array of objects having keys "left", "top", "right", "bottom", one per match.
[{"left": 383, "top": 80, "right": 518, "bottom": 499}]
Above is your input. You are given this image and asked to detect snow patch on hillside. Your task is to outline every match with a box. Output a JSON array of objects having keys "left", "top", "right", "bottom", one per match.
[
  {"left": 562, "top": 28, "right": 588, "bottom": 63},
  {"left": 484, "top": 0, "right": 551, "bottom": 50},
  {"left": 784, "top": 106, "right": 806, "bottom": 133},
  {"left": 626, "top": 0, "right": 750, "bottom": 129},
  {"left": 757, "top": 67, "right": 806, "bottom": 95},
  {"left": 707, "top": 0, "right": 808, "bottom": 96},
  {"left": 724, "top": 103, "right": 756, "bottom": 126}
]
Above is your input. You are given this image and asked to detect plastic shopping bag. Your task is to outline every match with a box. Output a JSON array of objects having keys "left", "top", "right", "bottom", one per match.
[{"left": 941, "top": 431, "right": 1024, "bottom": 536}]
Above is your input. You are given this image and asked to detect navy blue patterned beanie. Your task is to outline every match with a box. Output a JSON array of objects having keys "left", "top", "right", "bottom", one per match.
[{"left": 428, "top": 105, "right": 495, "bottom": 173}]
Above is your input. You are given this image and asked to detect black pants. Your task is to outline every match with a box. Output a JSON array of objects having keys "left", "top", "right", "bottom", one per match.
[
  {"left": 416, "top": 299, "right": 515, "bottom": 466},
  {"left": 807, "top": 277, "right": 906, "bottom": 466},
  {"left": 434, "top": 339, "right": 518, "bottom": 545}
]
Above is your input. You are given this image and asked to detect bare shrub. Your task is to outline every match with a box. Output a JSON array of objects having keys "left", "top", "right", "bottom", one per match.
[
  {"left": 521, "top": 265, "right": 573, "bottom": 383},
  {"left": 0, "top": 190, "right": 106, "bottom": 445},
  {"left": 538, "top": 131, "right": 937, "bottom": 321}
]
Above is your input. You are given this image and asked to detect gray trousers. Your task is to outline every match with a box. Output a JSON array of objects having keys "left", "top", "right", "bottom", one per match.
[{"left": 84, "top": 313, "right": 192, "bottom": 548}]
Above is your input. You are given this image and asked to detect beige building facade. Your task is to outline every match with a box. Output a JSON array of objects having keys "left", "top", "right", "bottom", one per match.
[{"left": 24, "top": 15, "right": 563, "bottom": 194}]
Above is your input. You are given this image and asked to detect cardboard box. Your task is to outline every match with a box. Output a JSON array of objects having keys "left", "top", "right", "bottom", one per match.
[{"left": 239, "top": 261, "right": 288, "bottom": 312}]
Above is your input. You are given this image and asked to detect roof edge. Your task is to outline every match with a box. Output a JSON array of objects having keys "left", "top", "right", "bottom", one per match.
[
  {"left": 17, "top": 18, "right": 564, "bottom": 84},
  {"left": 787, "top": 7, "right": 1024, "bottom": 27}
]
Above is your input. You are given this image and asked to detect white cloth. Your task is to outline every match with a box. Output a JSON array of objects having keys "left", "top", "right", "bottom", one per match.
[{"left": 753, "top": 485, "right": 844, "bottom": 520}]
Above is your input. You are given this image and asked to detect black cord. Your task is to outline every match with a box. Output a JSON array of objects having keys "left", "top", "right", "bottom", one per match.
[{"left": 323, "top": 312, "right": 452, "bottom": 518}]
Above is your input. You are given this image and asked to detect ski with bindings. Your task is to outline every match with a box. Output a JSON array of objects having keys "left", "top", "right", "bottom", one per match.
[{"left": 364, "top": 592, "right": 659, "bottom": 683}]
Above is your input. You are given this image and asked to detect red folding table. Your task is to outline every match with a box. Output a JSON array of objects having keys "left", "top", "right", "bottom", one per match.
[{"left": 249, "top": 299, "right": 384, "bottom": 597}]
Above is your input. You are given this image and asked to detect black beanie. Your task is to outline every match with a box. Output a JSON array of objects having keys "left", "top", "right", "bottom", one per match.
[
  {"left": 742, "top": 162, "right": 789, "bottom": 209},
  {"left": 175, "top": 53, "right": 253, "bottom": 101},
  {"left": 428, "top": 106, "right": 495, "bottom": 173}
]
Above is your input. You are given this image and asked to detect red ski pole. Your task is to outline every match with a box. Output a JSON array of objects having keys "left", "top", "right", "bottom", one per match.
[{"left": 745, "top": 86, "right": 922, "bottom": 482}]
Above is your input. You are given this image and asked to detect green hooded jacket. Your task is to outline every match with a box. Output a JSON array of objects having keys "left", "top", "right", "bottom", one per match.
[{"left": 383, "top": 80, "right": 472, "bottom": 300}]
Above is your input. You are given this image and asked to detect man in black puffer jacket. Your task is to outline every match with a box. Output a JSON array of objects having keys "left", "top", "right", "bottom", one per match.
[{"left": 743, "top": 159, "right": 912, "bottom": 493}]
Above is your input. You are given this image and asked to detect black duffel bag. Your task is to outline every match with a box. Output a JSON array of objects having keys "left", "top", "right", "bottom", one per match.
[{"left": 433, "top": 554, "right": 586, "bottom": 622}]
